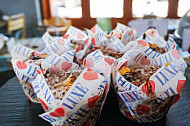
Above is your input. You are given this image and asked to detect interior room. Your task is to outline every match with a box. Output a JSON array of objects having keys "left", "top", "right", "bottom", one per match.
[{"left": 0, "top": 0, "right": 190, "bottom": 126}]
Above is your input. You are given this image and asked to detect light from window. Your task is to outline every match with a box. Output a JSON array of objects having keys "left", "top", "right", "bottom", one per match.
[
  {"left": 132, "top": 0, "right": 168, "bottom": 18},
  {"left": 50, "top": 0, "right": 82, "bottom": 18},
  {"left": 90, "top": 0, "right": 123, "bottom": 18},
  {"left": 178, "top": 0, "right": 190, "bottom": 17}
]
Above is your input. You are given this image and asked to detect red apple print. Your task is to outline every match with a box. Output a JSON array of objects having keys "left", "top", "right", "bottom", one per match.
[
  {"left": 104, "top": 57, "right": 114, "bottom": 65},
  {"left": 140, "top": 56, "right": 150, "bottom": 65},
  {"left": 85, "top": 57, "right": 94, "bottom": 68},
  {"left": 172, "top": 50, "right": 180, "bottom": 59},
  {"left": 83, "top": 68, "right": 98, "bottom": 80},
  {"left": 148, "top": 29, "right": 155, "bottom": 37},
  {"left": 104, "top": 81, "right": 108, "bottom": 90},
  {"left": 113, "top": 33, "right": 121, "bottom": 38},
  {"left": 173, "top": 44, "right": 175, "bottom": 49},
  {"left": 36, "top": 70, "right": 41, "bottom": 74},
  {"left": 88, "top": 95, "right": 99, "bottom": 108},
  {"left": 62, "top": 34, "right": 69, "bottom": 39},
  {"left": 58, "top": 39, "right": 65, "bottom": 45},
  {"left": 16, "top": 61, "right": 27, "bottom": 69},
  {"left": 62, "top": 62, "right": 72, "bottom": 70},
  {"left": 27, "top": 96, "right": 31, "bottom": 101},
  {"left": 136, "top": 104, "right": 150, "bottom": 114},
  {"left": 49, "top": 107, "right": 65, "bottom": 117},
  {"left": 172, "top": 94, "right": 181, "bottom": 105},
  {"left": 77, "top": 32, "right": 84, "bottom": 39},
  {"left": 141, "top": 80, "right": 155, "bottom": 94},
  {"left": 91, "top": 38, "right": 95, "bottom": 45},
  {"left": 137, "top": 40, "right": 148, "bottom": 47},
  {"left": 128, "top": 29, "right": 134, "bottom": 36},
  {"left": 39, "top": 98, "right": 48, "bottom": 110},
  {"left": 125, "top": 111, "right": 133, "bottom": 120},
  {"left": 177, "top": 80, "right": 185, "bottom": 93},
  {"left": 75, "top": 45, "right": 83, "bottom": 52},
  {"left": 85, "top": 38, "right": 89, "bottom": 44}
]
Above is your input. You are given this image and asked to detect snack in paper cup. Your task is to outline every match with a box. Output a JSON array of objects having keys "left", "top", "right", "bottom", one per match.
[
  {"left": 113, "top": 49, "right": 187, "bottom": 123},
  {"left": 11, "top": 43, "right": 78, "bottom": 102},
  {"left": 31, "top": 62, "right": 110, "bottom": 126},
  {"left": 110, "top": 23, "right": 136, "bottom": 45},
  {"left": 11, "top": 44, "right": 47, "bottom": 102},
  {"left": 136, "top": 28, "right": 176, "bottom": 58},
  {"left": 124, "top": 33, "right": 177, "bottom": 61}
]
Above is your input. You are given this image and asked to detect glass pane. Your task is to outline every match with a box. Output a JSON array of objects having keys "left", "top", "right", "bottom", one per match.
[
  {"left": 178, "top": 0, "right": 190, "bottom": 17},
  {"left": 50, "top": 0, "right": 82, "bottom": 18},
  {"left": 90, "top": 0, "right": 123, "bottom": 18},
  {"left": 132, "top": 0, "right": 168, "bottom": 18}
]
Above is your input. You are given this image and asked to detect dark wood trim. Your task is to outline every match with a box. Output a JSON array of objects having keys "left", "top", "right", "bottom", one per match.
[
  {"left": 41, "top": 0, "right": 181, "bottom": 29},
  {"left": 41, "top": 0, "right": 51, "bottom": 19},
  {"left": 168, "top": 0, "right": 179, "bottom": 18}
]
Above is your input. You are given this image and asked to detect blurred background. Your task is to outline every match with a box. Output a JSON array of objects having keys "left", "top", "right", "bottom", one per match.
[{"left": 0, "top": 0, "right": 190, "bottom": 72}]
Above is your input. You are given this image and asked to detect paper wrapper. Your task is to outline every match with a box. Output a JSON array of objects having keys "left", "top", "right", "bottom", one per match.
[
  {"left": 86, "top": 24, "right": 104, "bottom": 38},
  {"left": 124, "top": 34, "right": 177, "bottom": 61},
  {"left": 112, "top": 49, "right": 186, "bottom": 123},
  {"left": 138, "top": 28, "right": 166, "bottom": 47},
  {"left": 71, "top": 24, "right": 133, "bottom": 63},
  {"left": 11, "top": 44, "right": 77, "bottom": 103},
  {"left": 110, "top": 23, "right": 136, "bottom": 45},
  {"left": 137, "top": 28, "right": 176, "bottom": 55},
  {"left": 11, "top": 44, "right": 41, "bottom": 102},
  {"left": 41, "top": 34, "right": 73, "bottom": 56},
  {"left": 31, "top": 54, "right": 112, "bottom": 126}
]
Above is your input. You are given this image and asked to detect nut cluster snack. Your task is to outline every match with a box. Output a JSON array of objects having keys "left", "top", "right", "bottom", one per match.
[
  {"left": 119, "top": 65, "right": 160, "bottom": 87},
  {"left": 45, "top": 70, "right": 82, "bottom": 101},
  {"left": 24, "top": 52, "right": 47, "bottom": 65},
  {"left": 100, "top": 48, "right": 124, "bottom": 59},
  {"left": 148, "top": 43, "right": 166, "bottom": 54}
]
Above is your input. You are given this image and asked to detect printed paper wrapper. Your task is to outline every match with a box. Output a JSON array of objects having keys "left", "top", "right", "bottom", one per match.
[
  {"left": 138, "top": 28, "right": 167, "bottom": 47},
  {"left": 11, "top": 44, "right": 41, "bottom": 102},
  {"left": 31, "top": 56, "right": 112, "bottom": 126},
  {"left": 110, "top": 23, "right": 136, "bottom": 45},
  {"left": 137, "top": 28, "right": 176, "bottom": 53},
  {"left": 70, "top": 24, "right": 133, "bottom": 63},
  {"left": 112, "top": 49, "right": 186, "bottom": 123},
  {"left": 123, "top": 34, "right": 177, "bottom": 60},
  {"left": 85, "top": 24, "right": 104, "bottom": 38},
  {"left": 41, "top": 34, "right": 74, "bottom": 56},
  {"left": 41, "top": 26, "right": 88, "bottom": 56},
  {"left": 11, "top": 44, "right": 78, "bottom": 103}
]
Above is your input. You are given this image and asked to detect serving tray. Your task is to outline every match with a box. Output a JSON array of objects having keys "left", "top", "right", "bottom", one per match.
[{"left": 0, "top": 77, "right": 190, "bottom": 126}]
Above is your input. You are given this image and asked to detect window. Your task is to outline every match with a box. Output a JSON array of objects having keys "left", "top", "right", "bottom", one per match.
[
  {"left": 132, "top": 0, "right": 168, "bottom": 18},
  {"left": 90, "top": 0, "right": 124, "bottom": 18},
  {"left": 42, "top": 0, "right": 180, "bottom": 29},
  {"left": 178, "top": 0, "right": 190, "bottom": 17},
  {"left": 50, "top": 0, "right": 82, "bottom": 18}
]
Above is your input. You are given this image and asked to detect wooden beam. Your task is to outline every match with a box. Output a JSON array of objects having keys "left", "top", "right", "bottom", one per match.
[
  {"left": 41, "top": 0, "right": 51, "bottom": 19},
  {"left": 168, "top": 0, "right": 179, "bottom": 18}
]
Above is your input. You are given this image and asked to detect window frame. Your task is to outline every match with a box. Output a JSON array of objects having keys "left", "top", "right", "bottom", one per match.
[{"left": 41, "top": 0, "right": 180, "bottom": 29}]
